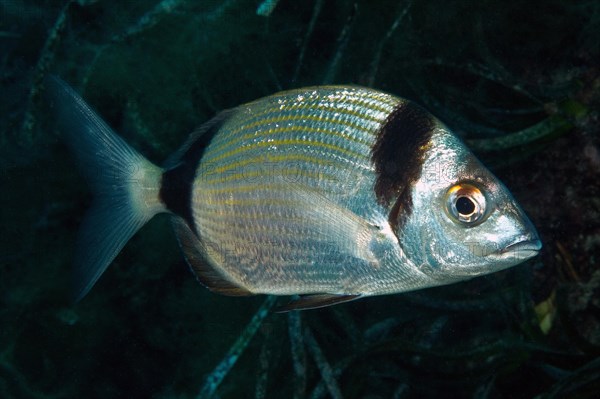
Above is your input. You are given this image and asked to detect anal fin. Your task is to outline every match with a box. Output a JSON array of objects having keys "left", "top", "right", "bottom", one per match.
[
  {"left": 276, "top": 294, "right": 362, "bottom": 312},
  {"left": 171, "top": 217, "right": 253, "bottom": 296}
]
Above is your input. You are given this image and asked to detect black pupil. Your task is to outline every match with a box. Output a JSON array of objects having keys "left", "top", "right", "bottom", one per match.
[{"left": 456, "top": 196, "right": 476, "bottom": 215}]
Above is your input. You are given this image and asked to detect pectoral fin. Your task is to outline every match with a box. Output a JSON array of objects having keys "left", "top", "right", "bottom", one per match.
[{"left": 280, "top": 180, "right": 387, "bottom": 266}]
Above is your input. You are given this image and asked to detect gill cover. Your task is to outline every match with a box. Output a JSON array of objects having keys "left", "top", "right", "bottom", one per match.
[{"left": 397, "top": 125, "right": 541, "bottom": 278}]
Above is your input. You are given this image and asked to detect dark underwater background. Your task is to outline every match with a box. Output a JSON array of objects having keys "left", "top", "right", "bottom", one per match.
[{"left": 1, "top": 0, "right": 599, "bottom": 398}]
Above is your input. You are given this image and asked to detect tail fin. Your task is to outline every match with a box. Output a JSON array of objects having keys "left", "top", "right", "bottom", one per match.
[{"left": 46, "top": 76, "right": 166, "bottom": 301}]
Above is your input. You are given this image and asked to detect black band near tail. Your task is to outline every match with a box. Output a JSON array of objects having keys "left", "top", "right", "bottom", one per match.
[
  {"left": 371, "top": 101, "right": 435, "bottom": 231},
  {"left": 160, "top": 112, "right": 231, "bottom": 233}
]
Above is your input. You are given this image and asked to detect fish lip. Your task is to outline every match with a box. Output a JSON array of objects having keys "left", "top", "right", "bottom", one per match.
[{"left": 491, "top": 238, "right": 542, "bottom": 260}]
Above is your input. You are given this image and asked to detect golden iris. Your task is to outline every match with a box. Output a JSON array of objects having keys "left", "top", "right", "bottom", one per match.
[{"left": 445, "top": 183, "right": 487, "bottom": 225}]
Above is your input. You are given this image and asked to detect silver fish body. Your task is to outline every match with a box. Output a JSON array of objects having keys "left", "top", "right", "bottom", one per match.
[
  {"left": 47, "top": 77, "right": 541, "bottom": 309},
  {"left": 193, "top": 88, "right": 403, "bottom": 296}
]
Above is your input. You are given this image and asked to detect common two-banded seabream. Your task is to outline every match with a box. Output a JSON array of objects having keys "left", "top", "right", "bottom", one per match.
[{"left": 47, "top": 76, "right": 541, "bottom": 310}]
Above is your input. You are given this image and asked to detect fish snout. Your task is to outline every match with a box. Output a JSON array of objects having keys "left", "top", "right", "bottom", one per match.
[
  {"left": 489, "top": 234, "right": 542, "bottom": 263},
  {"left": 500, "top": 237, "right": 542, "bottom": 260}
]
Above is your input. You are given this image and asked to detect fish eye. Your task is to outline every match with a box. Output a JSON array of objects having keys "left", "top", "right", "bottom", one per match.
[{"left": 445, "top": 183, "right": 487, "bottom": 225}]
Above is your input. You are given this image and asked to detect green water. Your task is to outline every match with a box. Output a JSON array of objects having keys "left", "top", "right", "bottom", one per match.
[{"left": 1, "top": 0, "right": 598, "bottom": 397}]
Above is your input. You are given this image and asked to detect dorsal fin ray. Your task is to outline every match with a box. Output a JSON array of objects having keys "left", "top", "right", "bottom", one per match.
[
  {"left": 171, "top": 216, "right": 253, "bottom": 296},
  {"left": 162, "top": 109, "right": 237, "bottom": 169}
]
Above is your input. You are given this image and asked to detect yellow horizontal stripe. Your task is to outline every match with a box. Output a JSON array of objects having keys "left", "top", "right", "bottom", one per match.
[
  {"left": 215, "top": 90, "right": 397, "bottom": 137},
  {"left": 201, "top": 167, "right": 338, "bottom": 185},
  {"left": 198, "top": 215, "right": 316, "bottom": 230},
  {"left": 200, "top": 228, "right": 328, "bottom": 246},
  {"left": 223, "top": 101, "right": 390, "bottom": 140},
  {"left": 197, "top": 218, "right": 314, "bottom": 238},
  {"left": 201, "top": 181, "right": 339, "bottom": 196},
  {"left": 234, "top": 105, "right": 385, "bottom": 135},
  {"left": 199, "top": 221, "right": 343, "bottom": 242},
  {"left": 197, "top": 209, "right": 309, "bottom": 223},
  {"left": 205, "top": 152, "right": 346, "bottom": 175},
  {"left": 203, "top": 132, "right": 369, "bottom": 165},
  {"left": 214, "top": 197, "right": 308, "bottom": 207},
  {"left": 208, "top": 114, "right": 375, "bottom": 156}
]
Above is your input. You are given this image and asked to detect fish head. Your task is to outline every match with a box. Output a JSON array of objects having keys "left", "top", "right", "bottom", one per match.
[{"left": 396, "top": 126, "right": 541, "bottom": 281}]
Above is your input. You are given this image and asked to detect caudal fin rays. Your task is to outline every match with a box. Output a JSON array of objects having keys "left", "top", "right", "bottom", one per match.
[{"left": 46, "top": 76, "right": 165, "bottom": 301}]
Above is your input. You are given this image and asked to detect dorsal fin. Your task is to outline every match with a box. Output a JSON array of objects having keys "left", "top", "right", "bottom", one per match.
[
  {"left": 163, "top": 108, "right": 237, "bottom": 169},
  {"left": 276, "top": 294, "right": 362, "bottom": 312},
  {"left": 171, "top": 216, "right": 253, "bottom": 296}
]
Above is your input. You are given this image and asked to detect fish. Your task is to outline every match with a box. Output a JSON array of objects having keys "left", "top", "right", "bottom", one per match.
[{"left": 46, "top": 76, "right": 541, "bottom": 311}]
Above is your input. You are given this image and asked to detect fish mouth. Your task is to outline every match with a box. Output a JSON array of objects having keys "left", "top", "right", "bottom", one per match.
[{"left": 492, "top": 238, "right": 542, "bottom": 261}]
